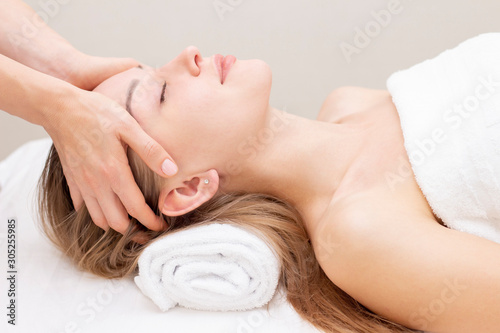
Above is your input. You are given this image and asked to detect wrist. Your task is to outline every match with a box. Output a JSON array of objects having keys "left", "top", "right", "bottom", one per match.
[
  {"left": 49, "top": 48, "right": 91, "bottom": 89},
  {"left": 31, "top": 48, "right": 101, "bottom": 91},
  {"left": 36, "top": 77, "right": 82, "bottom": 131},
  {"left": 0, "top": 54, "right": 82, "bottom": 128},
  {"left": 67, "top": 54, "right": 105, "bottom": 91}
]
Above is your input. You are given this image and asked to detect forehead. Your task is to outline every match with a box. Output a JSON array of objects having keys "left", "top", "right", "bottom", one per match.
[{"left": 93, "top": 67, "right": 159, "bottom": 107}]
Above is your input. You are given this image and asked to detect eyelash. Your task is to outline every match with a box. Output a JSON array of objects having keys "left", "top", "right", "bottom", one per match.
[{"left": 160, "top": 81, "right": 167, "bottom": 104}]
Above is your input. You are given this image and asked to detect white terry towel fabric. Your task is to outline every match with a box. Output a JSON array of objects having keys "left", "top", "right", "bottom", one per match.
[
  {"left": 387, "top": 33, "right": 500, "bottom": 243},
  {"left": 134, "top": 223, "right": 281, "bottom": 312}
]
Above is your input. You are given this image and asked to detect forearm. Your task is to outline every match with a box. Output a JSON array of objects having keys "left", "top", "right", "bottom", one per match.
[
  {"left": 0, "top": 53, "right": 76, "bottom": 127},
  {"left": 0, "top": 0, "right": 83, "bottom": 86}
]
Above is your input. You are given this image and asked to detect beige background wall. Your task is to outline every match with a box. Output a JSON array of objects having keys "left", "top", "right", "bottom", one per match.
[{"left": 1, "top": 0, "right": 500, "bottom": 160}]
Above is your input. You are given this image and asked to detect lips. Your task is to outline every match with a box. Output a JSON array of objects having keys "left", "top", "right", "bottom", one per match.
[{"left": 214, "top": 54, "right": 236, "bottom": 84}]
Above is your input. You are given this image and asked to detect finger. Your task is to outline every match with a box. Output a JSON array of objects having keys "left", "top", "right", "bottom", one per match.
[
  {"left": 83, "top": 57, "right": 140, "bottom": 90},
  {"left": 83, "top": 196, "right": 110, "bottom": 232},
  {"left": 84, "top": 193, "right": 150, "bottom": 244},
  {"left": 97, "top": 193, "right": 131, "bottom": 235},
  {"left": 113, "top": 168, "right": 168, "bottom": 232},
  {"left": 65, "top": 175, "right": 84, "bottom": 211},
  {"left": 100, "top": 57, "right": 140, "bottom": 79},
  {"left": 121, "top": 122, "right": 178, "bottom": 177}
]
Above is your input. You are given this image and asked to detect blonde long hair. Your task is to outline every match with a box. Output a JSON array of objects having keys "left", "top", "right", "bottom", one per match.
[{"left": 38, "top": 145, "right": 414, "bottom": 333}]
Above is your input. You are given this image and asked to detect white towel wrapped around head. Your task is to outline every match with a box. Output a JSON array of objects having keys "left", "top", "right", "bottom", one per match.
[{"left": 134, "top": 223, "right": 281, "bottom": 312}]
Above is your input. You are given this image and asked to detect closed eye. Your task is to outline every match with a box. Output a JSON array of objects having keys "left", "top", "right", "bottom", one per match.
[{"left": 160, "top": 81, "right": 167, "bottom": 104}]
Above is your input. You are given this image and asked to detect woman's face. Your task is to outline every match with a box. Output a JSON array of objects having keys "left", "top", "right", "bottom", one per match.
[{"left": 94, "top": 46, "right": 272, "bottom": 174}]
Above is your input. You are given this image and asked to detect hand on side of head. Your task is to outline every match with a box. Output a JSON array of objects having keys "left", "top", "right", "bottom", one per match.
[{"left": 45, "top": 61, "right": 180, "bottom": 243}]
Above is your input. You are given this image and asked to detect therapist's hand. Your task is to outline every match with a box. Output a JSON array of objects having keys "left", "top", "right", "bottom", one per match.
[
  {"left": 0, "top": 1, "right": 175, "bottom": 241},
  {"left": 44, "top": 78, "right": 176, "bottom": 242},
  {"left": 67, "top": 54, "right": 142, "bottom": 91}
]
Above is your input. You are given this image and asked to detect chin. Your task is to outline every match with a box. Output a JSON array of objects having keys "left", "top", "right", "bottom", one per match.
[
  {"left": 251, "top": 59, "right": 272, "bottom": 87},
  {"left": 233, "top": 59, "right": 272, "bottom": 87},
  {"left": 242, "top": 59, "right": 272, "bottom": 103}
]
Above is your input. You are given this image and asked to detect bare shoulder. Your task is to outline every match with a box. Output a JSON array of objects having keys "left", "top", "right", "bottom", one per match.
[
  {"left": 311, "top": 193, "right": 500, "bottom": 332},
  {"left": 310, "top": 191, "right": 434, "bottom": 267},
  {"left": 317, "top": 86, "right": 390, "bottom": 123}
]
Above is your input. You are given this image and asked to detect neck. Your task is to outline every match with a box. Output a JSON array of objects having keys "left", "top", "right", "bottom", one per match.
[{"left": 218, "top": 106, "right": 364, "bottom": 228}]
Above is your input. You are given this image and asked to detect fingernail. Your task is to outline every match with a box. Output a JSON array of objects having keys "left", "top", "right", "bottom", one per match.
[{"left": 161, "top": 159, "right": 178, "bottom": 176}]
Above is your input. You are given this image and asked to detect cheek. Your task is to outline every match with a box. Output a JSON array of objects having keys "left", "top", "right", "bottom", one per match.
[
  {"left": 172, "top": 82, "right": 221, "bottom": 117},
  {"left": 146, "top": 116, "right": 203, "bottom": 167}
]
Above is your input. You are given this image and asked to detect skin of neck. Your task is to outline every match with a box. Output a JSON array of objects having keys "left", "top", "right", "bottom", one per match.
[{"left": 213, "top": 106, "right": 365, "bottom": 228}]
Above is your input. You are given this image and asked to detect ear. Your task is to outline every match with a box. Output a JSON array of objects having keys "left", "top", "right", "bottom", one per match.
[{"left": 158, "top": 169, "right": 219, "bottom": 216}]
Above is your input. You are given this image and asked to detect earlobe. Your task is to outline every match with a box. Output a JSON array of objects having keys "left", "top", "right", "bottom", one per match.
[{"left": 159, "top": 169, "right": 219, "bottom": 216}]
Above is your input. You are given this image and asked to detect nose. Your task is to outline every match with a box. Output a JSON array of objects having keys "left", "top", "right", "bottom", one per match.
[{"left": 160, "top": 45, "right": 201, "bottom": 77}]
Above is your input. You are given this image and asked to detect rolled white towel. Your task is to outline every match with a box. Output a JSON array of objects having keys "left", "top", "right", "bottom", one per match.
[{"left": 134, "top": 223, "right": 281, "bottom": 312}]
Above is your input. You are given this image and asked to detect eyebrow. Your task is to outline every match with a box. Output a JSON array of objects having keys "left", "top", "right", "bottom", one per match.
[
  {"left": 160, "top": 81, "right": 166, "bottom": 103},
  {"left": 125, "top": 79, "right": 140, "bottom": 114}
]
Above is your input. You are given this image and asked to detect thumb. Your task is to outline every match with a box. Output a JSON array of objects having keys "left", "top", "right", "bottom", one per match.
[{"left": 121, "top": 119, "right": 178, "bottom": 178}]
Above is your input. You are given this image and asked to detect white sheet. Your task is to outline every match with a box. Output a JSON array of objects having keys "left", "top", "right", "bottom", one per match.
[{"left": 0, "top": 138, "right": 320, "bottom": 333}]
